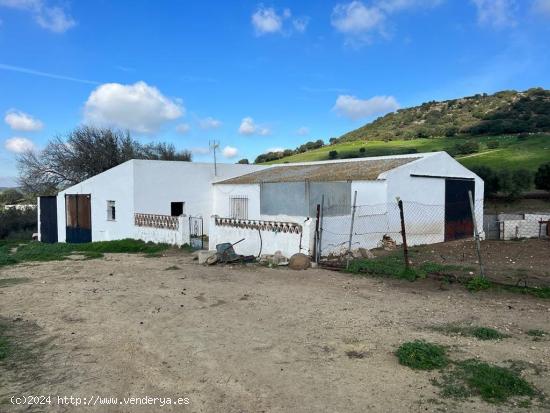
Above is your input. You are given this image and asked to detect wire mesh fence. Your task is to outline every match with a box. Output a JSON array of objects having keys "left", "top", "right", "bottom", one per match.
[{"left": 315, "top": 194, "right": 550, "bottom": 290}]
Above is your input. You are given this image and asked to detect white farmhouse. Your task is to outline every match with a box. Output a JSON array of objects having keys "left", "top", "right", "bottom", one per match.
[
  {"left": 37, "top": 160, "right": 265, "bottom": 245},
  {"left": 209, "top": 152, "right": 484, "bottom": 258}
]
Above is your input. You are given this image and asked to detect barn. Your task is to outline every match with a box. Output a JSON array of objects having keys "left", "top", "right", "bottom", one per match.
[
  {"left": 37, "top": 160, "right": 265, "bottom": 245},
  {"left": 209, "top": 152, "right": 484, "bottom": 258}
]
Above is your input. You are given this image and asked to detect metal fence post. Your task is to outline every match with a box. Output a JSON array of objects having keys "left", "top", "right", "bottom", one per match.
[
  {"left": 314, "top": 204, "right": 321, "bottom": 262},
  {"left": 346, "top": 191, "right": 358, "bottom": 268},
  {"left": 397, "top": 199, "right": 410, "bottom": 270},
  {"left": 468, "top": 190, "right": 485, "bottom": 278}
]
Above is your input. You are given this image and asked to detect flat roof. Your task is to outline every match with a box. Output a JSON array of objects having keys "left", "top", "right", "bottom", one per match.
[{"left": 215, "top": 156, "right": 421, "bottom": 184}]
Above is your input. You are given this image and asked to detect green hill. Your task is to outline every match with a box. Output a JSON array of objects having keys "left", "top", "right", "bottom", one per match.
[{"left": 255, "top": 88, "right": 550, "bottom": 171}]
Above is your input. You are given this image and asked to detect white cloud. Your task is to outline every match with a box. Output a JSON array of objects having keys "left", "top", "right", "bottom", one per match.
[
  {"left": 222, "top": 146, "right": 239, "bottom": 159},
  {"left": 251, "top": 5, "right": 308, "bottom": 36},
  {"left": 331, "top": 1, "right": 385, "bottom": 35},
  {"left": 0, "top": 0, "right": 76, "bottom": 33},
  {"left": 296, "top": 126, "right": 310, "bottom": 136},
  {"left": 252, "top": 6, "right": 283, "bottom": 35},
  {"left": 4, "top": 109, "right": 43, "bottom": 131},
  {"left": 471, "top": 0, "right": 517, "bottom": 28},
  {"left": 333, "top": 94, "right": 399, "bottom": 120},
  {"left": 4, "top": 136, "right": 35, "bottom": 153},
  {"left": 175, "top": 123, "right": 190, "bottom": 134},
  {"left": 84, "top": 81, "right": 184, "bottom": 134},
  {"left": 238, "top": 116, "right": 271, "bottom": 136},
  {"left": 533, "top": 0, "right": 550, "bottom": 16},
  {"left": 198, "top": 116, "right": 222, "bottom": 129}
]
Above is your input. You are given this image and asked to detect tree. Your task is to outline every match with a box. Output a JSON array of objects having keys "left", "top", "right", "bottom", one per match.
[
  {"left": 17, "top": 126, "right": 192, "bottom": 195},
  {"left": 237, "top": 159, "right": 249, "bottom": 164},
  {"left": 471, "top": 166, "right": 499, "bottom": 196},
  {"left": 535, "top": 162, "right": 550, "bottom": 191},
  {"left": 0, "top": 188, "right": 24, "bottom": 205},
  {"left": 497, "top": 169, "right": 533, "bottom": 198}
]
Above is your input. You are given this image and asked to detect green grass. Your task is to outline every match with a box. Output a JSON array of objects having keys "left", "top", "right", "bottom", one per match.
[
  {"left": 0, "top": 239, "right": 171, "bottom": 267},
  {"left": 499, "top": 285, "right": 550, "bottom": 299},
  {"left": 396, "top": 340, "right": 449, "bottom": 370},
  {"left": 267, "top": 134, "right": 550, "bottom": 171},
  {"left": 433, "top": 323, "right": 508, "bottom": 340},
  {"left": 435, "top": 360, "right": 535, "bottom": 404},
  {"left": 466, "top": 276, "right": 492, "bottom": 292},
  {"left": 0, "top": 324, "right": 9, "bottom": 360},
  {"left": 526, "top": 329, "right": 547, "bottom": 338},
  {"left": 346, "top": 254, "right": 467, "bottom": 281}
]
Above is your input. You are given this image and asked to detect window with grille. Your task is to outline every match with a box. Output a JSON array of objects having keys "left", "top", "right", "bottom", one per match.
[
  {"left": 230, "top": 196, "right": 248, "bottom": 219},
  {"left": 107, "top": 200, "right": 116, "bottom": 221}
]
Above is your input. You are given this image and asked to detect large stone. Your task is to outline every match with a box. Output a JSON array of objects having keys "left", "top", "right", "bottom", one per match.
[
  {"left": 288, "top": 253, "right": 311, "bottom": 270},
  {"left": 198, "top": 250, "right": 217, "bottom": 264}
]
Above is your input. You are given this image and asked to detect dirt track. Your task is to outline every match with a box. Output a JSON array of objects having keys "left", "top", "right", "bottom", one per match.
[{"left": 1, "top": 251, "right": 550, "bottom": 412}]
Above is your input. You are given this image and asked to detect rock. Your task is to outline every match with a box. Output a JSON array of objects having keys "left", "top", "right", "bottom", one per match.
[
  {"left": 198, "top": 250, "right": 217, "bottom": 264},
  {"left": 205, "top": 254, "right": 218, "bottom": 265},
  {"left": 358, "top": 247, "right": 375, "bottom": 259},
  {"left": 382, "top": 235, "right": 397, "bottom": 251},
  {"left": 289, "top": 253, "right": 311, "bottom": 270}
]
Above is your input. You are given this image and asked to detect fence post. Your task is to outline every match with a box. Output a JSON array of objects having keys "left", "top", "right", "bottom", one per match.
[
  {"left": 346, "top": 191, "right": 358, "bottom": 268},
  {"left": 314, "top": 204, "right": 321, "bottom": 262},
  {"left": 468, "top": 190, "right": 485, "bottom": 278},
  {"left": 317, "top": 195, "right": 325, "bottom": 264},
  {"left": 397, "top": 199, "right": 410, "bottom": 270}
]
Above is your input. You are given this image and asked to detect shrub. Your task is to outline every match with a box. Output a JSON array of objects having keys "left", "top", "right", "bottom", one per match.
[
  {"left": 466, "top": 276, "right": 492, "bottom": 292},
  {"left": 328, "top": 150, "right": 338, "bottom": 160},
  {"left": 0, "top": 208, "right": 37, "bottom": 239},
  {"left": 471, "top": 166, "right": 499, "bottom": 195},
  {"left": 486, "top": 140, "right": 500, "bottom": 149},
  {"left": 396, "top": 340, "right": 449, "bottom": 370},
  {"left": 359, "top": 147, "right": 366, "bottom": 153},
  {"left": 498, "top": 169, "right": 533, "bottom": 198}
]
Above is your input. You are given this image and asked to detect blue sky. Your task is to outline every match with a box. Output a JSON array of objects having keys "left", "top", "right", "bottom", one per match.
[{"left": 1, "top": 0, "right": 549, "bottom": 186}]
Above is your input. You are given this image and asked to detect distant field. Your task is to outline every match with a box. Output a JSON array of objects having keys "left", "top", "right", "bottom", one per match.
[{"left": 268, "top": 134, "right": 550, "bottom": 171}]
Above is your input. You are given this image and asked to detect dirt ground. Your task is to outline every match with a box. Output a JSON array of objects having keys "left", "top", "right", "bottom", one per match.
[
  {"left": 409, "top": 239, "right": 550, "bottom": 287},
  {"left": 1, "top": 250, "right": 550, "bottom": 413}
]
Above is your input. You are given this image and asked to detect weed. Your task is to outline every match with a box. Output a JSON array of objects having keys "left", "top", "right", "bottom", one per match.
[
  {"left": 436, "top": 360, "right": 535, "bottom": 404},
  {"left": 466, "top": 276, "right": 492, "bottom": 292},
  {"left": 526, "top": 329, "right": 546, "bottom": 338},
  {"left": 433, "top": 323, "right": 507, "bottom": 340},
  {"left": 396, "top": 340, "right": 449, "bottom": 370},
  {"left": 500, "top": 285, "right": 550, "bottom": 299}
]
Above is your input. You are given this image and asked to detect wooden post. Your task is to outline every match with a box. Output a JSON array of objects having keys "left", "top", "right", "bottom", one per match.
[
  {"left": 397, "top": 199, "right": 409, "bottom": 270},
  {"left": 346, "top": 191, "right": 358, "bottom": 269},
  {"left": 468, "top": 190, "right": 485, "bottom": 278},
  {"left": 314, "top": 204, "right": 321, "bottom": 262},
  {"left": 317, "top": 195, "right": 325, "bottom": 264}
]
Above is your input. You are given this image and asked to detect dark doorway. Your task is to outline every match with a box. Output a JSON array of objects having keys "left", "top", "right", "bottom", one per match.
[
  {"left": 171, "top": 202, "right": 184, "bottom": 216},
  {"left": 39, "top": 196, "right": 58, "bottom": 243},
  {"left": 65, "top": 194, "right": 92, "bottom": 243},
  {"left": 444, "top": 179, "right": 475, "bottom": 241}
]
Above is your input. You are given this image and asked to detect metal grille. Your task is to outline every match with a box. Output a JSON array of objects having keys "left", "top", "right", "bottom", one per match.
[{"left": 230, "top": 196, "right": 249, "bottom": 219}]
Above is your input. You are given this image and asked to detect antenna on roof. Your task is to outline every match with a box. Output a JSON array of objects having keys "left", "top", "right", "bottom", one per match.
[{"left": 209, "top": 140, "right": 220, "bottom": 176}]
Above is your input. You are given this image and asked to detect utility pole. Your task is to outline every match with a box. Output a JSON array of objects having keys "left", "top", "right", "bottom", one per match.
[{"left": 209, "top": 140, "right": 219, "bottom": 176}]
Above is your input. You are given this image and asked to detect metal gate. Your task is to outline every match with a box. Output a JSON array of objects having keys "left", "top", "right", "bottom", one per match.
[
  {"left": 189, "top": 216, "right": 204, "bottom": 249},
  {"left": 39, "top": 196, "right": 58, "bottom": 243},
  {"left": 444, "top": 179, "right": 475, "bottom": 241}
]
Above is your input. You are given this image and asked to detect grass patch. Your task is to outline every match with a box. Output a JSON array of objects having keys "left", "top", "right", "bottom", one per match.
[
  {"left": 435, "top": 360, "right": 535, "bottom": 404},
  {"left": 0, "top": 324, "right": 9, "bottom": 360},
  {"left": 527, "top": 329, "right": 546, "bottom": 338},
  {"left": 499, "top": 285, "right": 550, "bottom": 299},
  {"left": 433, "top": 323, "right": 507, "bottom": 340},
  {"left": 466, "top": 276, "right": 492, "bottom": 292},
  {"left": 0, "top": 239, "right": 171, "bottom": 267},
  {"left": 0, "top": 277, "right": 30, "bottom": 288},
  {"left": 396, "top": 340, "right": 449, "bottom": 370}
]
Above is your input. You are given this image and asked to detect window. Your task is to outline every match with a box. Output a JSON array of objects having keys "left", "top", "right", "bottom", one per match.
[
  {"left": 171, "top": 202, "right": 185, "bottom": 216},
  {"left": 230, "top": 196, "right": 248, "bottom": 219},
  {"left": 107, "top": 200, "right": 116, "bottom": 221}
]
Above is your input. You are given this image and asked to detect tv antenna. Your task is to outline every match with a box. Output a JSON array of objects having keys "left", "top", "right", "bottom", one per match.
[{"left": 209, "top": 140, "right": 220, "bottom": 176}]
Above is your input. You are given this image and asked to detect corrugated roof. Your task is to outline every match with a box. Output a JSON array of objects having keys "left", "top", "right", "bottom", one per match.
[{"left": 216, "top": 157, "right": 420, "bottom": 184}]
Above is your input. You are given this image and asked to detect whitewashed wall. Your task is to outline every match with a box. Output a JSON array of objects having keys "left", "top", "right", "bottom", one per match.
[
  {"left": 133, "top": 216, "right": 189, "bottom": 246},
  {"left": 209, "top": 217, "right": 315, "bottom": 258}
]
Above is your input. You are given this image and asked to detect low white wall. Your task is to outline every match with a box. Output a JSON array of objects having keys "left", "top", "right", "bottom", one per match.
[
  {"left": 133, "top": 216, "right": 189, "bottom": 246},
  {"left": 209, "top": 217, "right": 314, "bottom": 258},
  {"left": 501, "top": 214, "right": 550, "bottom": 240}
]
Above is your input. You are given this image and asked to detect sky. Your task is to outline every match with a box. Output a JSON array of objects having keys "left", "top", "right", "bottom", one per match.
[{"left": 1, "top": 0, "right": 549, "bottom": 186}]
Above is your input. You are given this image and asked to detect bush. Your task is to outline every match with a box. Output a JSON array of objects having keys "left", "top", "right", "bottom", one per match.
[
  {"left": 328, "top": 150, "right": 338, "bottom": 160},
  {"left": 0, "top": 208, "right": 37, "bottom": 239},
  {"left": 396, "top": 340, "right": 449, "bottom": 370},
  {"left": 471, "top": 166, "right": 499, "bottom": 195},
  {"left": 534, "top": 162, "right": 550, "bottom": 191},
  {"left": 486, "top": 141, "right": 500, "bottom": 149},
  {"left": 359, "top": 147, "right": 366, "bottom": 153},
  {"left": 498, "top": 169, "right": 533, "bottom": 198}
]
